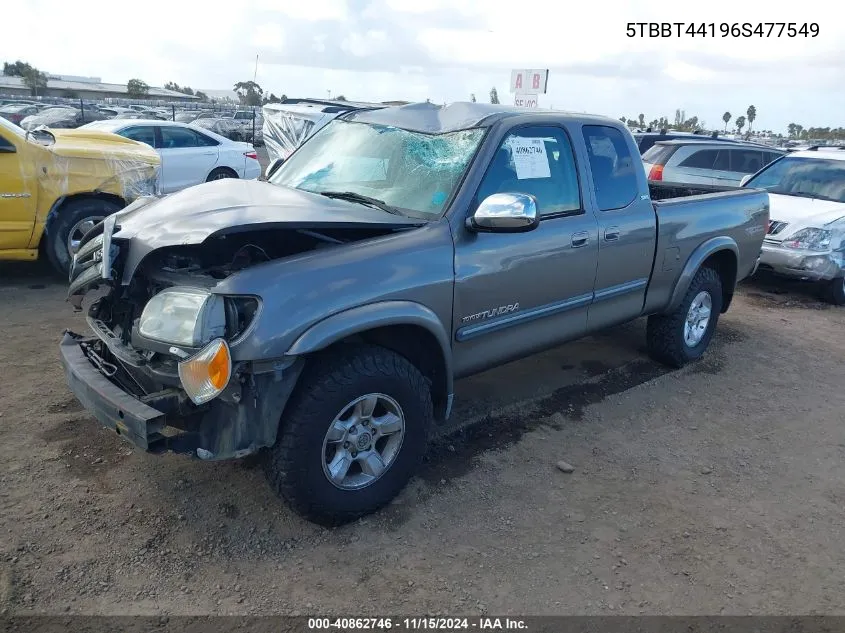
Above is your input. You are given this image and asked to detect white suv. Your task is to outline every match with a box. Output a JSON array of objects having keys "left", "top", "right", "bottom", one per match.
[
  {"left": 643, "top": 140, "right": 784, "bottom": 186},
  {"left": 743, "top": 147, "right": 845, "bottom": 304}
]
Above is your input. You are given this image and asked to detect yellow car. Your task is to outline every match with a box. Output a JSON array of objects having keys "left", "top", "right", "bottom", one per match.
[{"left": 0, "top": 116, "right": 160, "bottom": 275}]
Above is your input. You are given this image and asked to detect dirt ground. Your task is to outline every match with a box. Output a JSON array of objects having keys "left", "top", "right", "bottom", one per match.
[{"left": 1, "top": 261, "right": 844, "bottom": 616}]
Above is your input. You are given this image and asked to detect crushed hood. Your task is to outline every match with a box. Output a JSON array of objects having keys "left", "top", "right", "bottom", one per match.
[
  {"left": 47, "top": 128, "right": 160, "bottom": 166},
  {"left": 112, "top": 178, "right": 422, "bottom": 246}
]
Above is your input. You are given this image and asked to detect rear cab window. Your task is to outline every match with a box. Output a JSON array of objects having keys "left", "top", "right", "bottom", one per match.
[{"left": 582, "top": 125, "right": 639, "bottom": 211}]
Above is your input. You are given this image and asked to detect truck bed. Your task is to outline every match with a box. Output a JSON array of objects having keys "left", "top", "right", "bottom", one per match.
[
  {"left": 648, "top": 181, "right": 742, "bottom": 201},
  {"left": 642, "top": 181, "right": 770, "bottom": 315}
]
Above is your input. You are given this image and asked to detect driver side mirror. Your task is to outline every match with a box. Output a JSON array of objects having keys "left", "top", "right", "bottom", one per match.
[
  {"left": 739, "top": 174, "right": 752, "bottom": 187},
  {"left": 466, "top": 193, "right": 539, "bottom": 233},
  {"left": 265, "top": 157, "right": 285, "bottom": 179}
]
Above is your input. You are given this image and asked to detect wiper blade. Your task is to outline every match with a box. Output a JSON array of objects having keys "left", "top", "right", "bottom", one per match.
[{"left": 319, "top": 191, "right": 401, "bottom": 215}]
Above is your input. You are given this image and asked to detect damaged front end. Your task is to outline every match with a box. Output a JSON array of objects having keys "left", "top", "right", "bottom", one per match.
[
  {"left": 60, "top": 179, "right": 423, "bottom": 460},
  {"left": 62, "top": 217, "right": 307, "bottom": 459}
]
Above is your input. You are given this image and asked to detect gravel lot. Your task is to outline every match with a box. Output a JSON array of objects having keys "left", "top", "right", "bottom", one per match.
[{"left": 1, "top": 261, "right": 844, "bottom": 616}]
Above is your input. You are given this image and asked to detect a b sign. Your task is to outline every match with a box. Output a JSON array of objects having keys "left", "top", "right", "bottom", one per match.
[{"left": 510, "top": 69, "right": 549, "bottom": 94}]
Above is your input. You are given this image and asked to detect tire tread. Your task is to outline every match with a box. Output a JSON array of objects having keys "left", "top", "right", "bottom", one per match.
[
  {"left": 647, "top": 267, "right": 722, "bottom": 368},
  {"left": 263, "top": 344, "right": 432, "bottom": 525}
]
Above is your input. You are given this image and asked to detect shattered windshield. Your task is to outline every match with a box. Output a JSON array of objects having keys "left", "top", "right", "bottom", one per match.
[{"left": 270, "top": 119, "right": 486, "bottom": 218}]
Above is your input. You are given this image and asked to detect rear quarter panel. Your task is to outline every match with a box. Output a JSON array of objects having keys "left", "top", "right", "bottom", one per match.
[{"left": 643, "top": 187, "right": 769, "bottom": 313}]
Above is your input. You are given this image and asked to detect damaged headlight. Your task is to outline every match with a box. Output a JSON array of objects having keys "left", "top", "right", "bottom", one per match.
[
  {"left": 782, "top": 228, "right": 833, "bottom": 252},
  {"left": 138, "top": 287, "right": 226, "bottom": 347}
]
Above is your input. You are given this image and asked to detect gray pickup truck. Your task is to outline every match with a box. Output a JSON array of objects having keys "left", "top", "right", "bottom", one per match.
[{"left": 61, "top": 102, "right": 769, "bottom": 525}]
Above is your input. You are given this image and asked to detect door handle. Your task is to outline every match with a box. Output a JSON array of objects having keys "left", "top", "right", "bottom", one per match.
[
  {"left": 605, "top": 226, "right": 620, "bottom": 241},
  {"left": 571, "top": 231, "right": 589, "bottom": 248}
]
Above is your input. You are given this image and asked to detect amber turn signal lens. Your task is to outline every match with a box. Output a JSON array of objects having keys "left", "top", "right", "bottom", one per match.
[{"left": 178, "top": 339, "right": 232, "bottom": 405}]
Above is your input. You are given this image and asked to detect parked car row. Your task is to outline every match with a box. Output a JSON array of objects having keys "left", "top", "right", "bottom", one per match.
[
  {"left": 0, "top": 98, "right": 264, "bottom": 145},
  {"left": 633, "top": 128, "right": 844, "bottom": 304},
  {"left": 0, "top": 109, "right": 261, "bottom": 275}
]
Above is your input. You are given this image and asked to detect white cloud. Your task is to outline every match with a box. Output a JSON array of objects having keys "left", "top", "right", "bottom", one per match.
[
  {"left": 5, "top": 0, "right": 843, "bottom": 132},
  {"left": 253, "top": 24, "right": 285, "bottom": 50},
  {"left": 254, "top": 0, "right": 348, "bottom": 21}
]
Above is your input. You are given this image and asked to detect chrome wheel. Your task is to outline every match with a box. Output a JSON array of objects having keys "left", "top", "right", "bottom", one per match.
[
  {"left": 321, "top": 393, "right": 406, "bottom": 491},
  {"left": 66, "top": 216, "right": 104, "bottom": 257},
  {"left": 684, "top": 291, "right": 712, "bottom": 347}
]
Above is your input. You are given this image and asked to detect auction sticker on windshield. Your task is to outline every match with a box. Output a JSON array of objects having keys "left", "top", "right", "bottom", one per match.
[{"left": 511, "top": 138, "right": 550, "bottom": 179}]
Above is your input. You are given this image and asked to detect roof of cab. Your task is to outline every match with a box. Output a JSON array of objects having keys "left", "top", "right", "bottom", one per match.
[{"left": 342, "top": 101, "right": 622, "bottom": 134}]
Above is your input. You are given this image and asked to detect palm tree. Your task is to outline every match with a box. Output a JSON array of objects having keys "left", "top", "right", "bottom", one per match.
[
  {"left": 735, "top": 115, "right": 746, "bottom": 134},
  {"left": 746, "top": 105, "right": 756, "bottom": 132},
  {"left": 638, "top": 113, "right": 645, "bottom": 127},
  {"left": 722, "top": 112, "right": 731, "bottom": 132}
]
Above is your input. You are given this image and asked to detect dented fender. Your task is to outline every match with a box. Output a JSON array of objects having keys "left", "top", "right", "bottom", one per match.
[{"left": 286, "top": 300, "right": 454, "bottom": 406}]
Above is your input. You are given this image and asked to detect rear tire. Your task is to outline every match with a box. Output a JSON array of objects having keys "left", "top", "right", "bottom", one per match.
[
  {"left": 46, "top": 198, "right": 122, "bottom": 277},
  {"left": 263, "top": 345, "right": 432, "bottom": 526},
  {"left": 823, "top": 277, "right": 845, "bottom": 306},
  {"left": 206, "top": 167, "right": 238, "bottom": 182},
  {"left": 646, "top": 266, "right": 723, "bottom": 368}
]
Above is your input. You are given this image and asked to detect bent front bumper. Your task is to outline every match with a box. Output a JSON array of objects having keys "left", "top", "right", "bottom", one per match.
[
  {"left": 759, "top": 241, "right": 844, "bottom": 281},
  {"left": 59, "top": 331, "right": 303, "bottom": 460},
  {"left": 60, "top": 332, "right": 171, "bottom": 451}
]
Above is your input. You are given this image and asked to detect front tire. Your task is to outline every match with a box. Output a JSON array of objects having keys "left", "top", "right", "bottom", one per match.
[
  {"left": 647, "top": 266, "right": 723, "bottom": 368},
  {"left": 263, "top": 345, "right": 432, "bottom": 526},
  {"left": 823, "top": 277, "right": 845, "bottom": 306},
  {"left": 46, "top": 198, "right": 122, "bottom": 276}
]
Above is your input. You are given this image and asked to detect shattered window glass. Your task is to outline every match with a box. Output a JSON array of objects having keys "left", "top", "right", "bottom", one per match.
[{"left": 271, "top": 120, "right": 486, "bottom": 217}]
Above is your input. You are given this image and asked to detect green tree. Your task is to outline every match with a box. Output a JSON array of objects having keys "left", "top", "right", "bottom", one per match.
[
  {"left": 746, "top": 105, "right": 756, "bottom": 132},
  {"left": 334, "top": 95, "right": 347, "bottom": 101},
  {"left": 638, "top": 113, "right": 645, "bottom": 127},
  {"left": 165, "top": 82, "right": 196, "bottom": 96},
  {"left": 234, "top": 80, "right": 263, "bottom": 106},
  {"left": 735, "top": 115, "right": 746, "bottom": 134},
  {"left": 489, "top": 87, "right": 499, "bottom": 104},
  {"left": 127, "top": 78, "right": 149, "bottom": 98},
  {"left": 470, "top": 94, "right": 477, "bottom": 103},
  {"left": 3, "top": 61, "right": 49, "bottom": 96},
  {"left": 262, "top": 92, "right": 286, "bottom": 105},
  {"left": 722, "top": 111, "right": 732, "bottom": 132},
  {"left": 195, "top": 90, "right": 209, "bottom": 101}
]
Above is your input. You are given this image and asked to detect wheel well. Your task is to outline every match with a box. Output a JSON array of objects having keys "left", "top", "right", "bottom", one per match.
[
  {"left": 702, "top": 250, "right": 738, "bottom": 313},
  {"left": 209, "top": 166, "right": 238, "bottom": 178},
  {"left": 322, "top": 325, "right": 449, "bottom": 421},
  {"left": 40, "top": 192, "right": 126, "bottom": 250}
]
